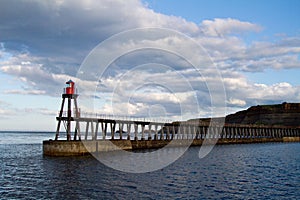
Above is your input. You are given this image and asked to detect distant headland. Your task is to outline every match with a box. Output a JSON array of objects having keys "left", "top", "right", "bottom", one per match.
[{"left": 188, "top": 102, "right": 300, "bottom": 127}]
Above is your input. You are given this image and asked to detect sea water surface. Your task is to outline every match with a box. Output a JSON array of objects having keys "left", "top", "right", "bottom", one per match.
[{"left": 0, "top": 131, "right": 299, "bottom": 199}]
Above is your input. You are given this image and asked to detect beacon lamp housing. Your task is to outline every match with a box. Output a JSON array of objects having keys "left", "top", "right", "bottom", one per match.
[{"left": 65, "top": 80, "right": 75, "bottom": 95}]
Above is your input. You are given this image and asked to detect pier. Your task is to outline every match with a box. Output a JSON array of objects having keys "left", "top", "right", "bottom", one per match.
[{"left": 43, "top": 80, "right": 300, "bottom": 156}]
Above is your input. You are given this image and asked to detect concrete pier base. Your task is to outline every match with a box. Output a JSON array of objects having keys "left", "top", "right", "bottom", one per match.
[
  {"left": 43, "top": 137, "right": 300, "bottom": 156},
  {"left": 283, "top": 136, "right": 300, "bottom": 142}
]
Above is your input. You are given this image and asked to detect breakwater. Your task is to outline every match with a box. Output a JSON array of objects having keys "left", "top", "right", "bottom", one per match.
[
  {"left": 43, "top": 137, "right": 300, "bottom": 156},
  {"left": 43, "top": 119, "right": 300, "bottom": 156}
]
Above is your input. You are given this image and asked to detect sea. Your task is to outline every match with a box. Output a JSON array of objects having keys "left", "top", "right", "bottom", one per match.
[{"left": 0, "top": 131, "right": 299, "bottom": 199}]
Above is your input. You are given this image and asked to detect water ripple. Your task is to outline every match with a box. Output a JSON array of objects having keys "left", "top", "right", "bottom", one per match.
[{"left": 0, "top": 132, "right": 299, "bottom": 199}]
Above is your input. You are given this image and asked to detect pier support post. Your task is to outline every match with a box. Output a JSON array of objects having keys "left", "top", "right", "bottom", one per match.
[
  {"left": 73, "top": 98, "right": 81, "bottom": 141},
  {"left": 234, "top": 127, "right": 237, "bottom": 139},
  {"left": 148, "top": 124, "right": 152, "bottom": 140},
  {"left": 154, "top": 125, "right": 158, "bottom": 140},
  {"left": 160, "top": 126, "right": 164, "bottom": 140},
  {"left": 249, "top": 127, "right": 253, "bottom": 138},
  {"left": 134, "top": 123, "right": 138, "bottom": 141},
  {"left": 183, "top": 126, "right": 186, "bottom": 139},
  {"left": 221, "top": 126, "right": 224, "bottom": 139},
  {"left": 217, "top": 126, "right": 222, "bottom": 139},
  {"left": 55, "top": 98, "right": 65, "bottom": 140},
  {"left": 119, "top": 122, "right": 123, "bottom": 140},
  {"left": 91, "top": 121, "right": 95, "bottom": 140},
  {"left": 166, "top": 126, "right": 170, "bottom": 140},
  {"left": 111, "top": 122, "right": 115, "bottom": 140},
  {"left": 85, "top": 121, "right": 89, "bottom": 140},
  {"left": 94, "top": 121, "right": 99, "bottom": 140},
  {"left": 177, "top": 125, "right": 181, "bottom": 139},
  {"left": 239, "top": 127, "right": 243, "bottom": 139},
  {"left": 102, "top": 122, "right": 107, "bottom": 140},
  {"left": 274, "top": 128, "right": 278, "bottom": 138},
  {"left": 202, "top": 126, "right": 206, "bottom": 139},
  {"left": 66, "top": 97, "right": 72, "bottom": 140},
  {"left": 186, "top": 126, "right": 190, "bottom": 139},
  {"left": 141, "top": 124, "right": 145, "bottom": 140},
  {"left": 127, "top": 123, "right": 131, "bottom": 140},
  {"left": 195, "top": 126, "right": 200, "bottom": 139},
  {"left": 192, "top": 125, "right": 196, "bottom": 139},
  {"left": 73, "top": 118, "right": 81, "bottom": 141},
  {"left": 172, "top": 126, "right": 175, "bottom": 140},
  {"left": 282, "top": 128, "right": 286, "bottom": 137},
  {"left": 229, "top": 127, "right": 233, "bottom": 139},
  {"left": 204, "top": 126, "right": 208, "bottom": 139}
]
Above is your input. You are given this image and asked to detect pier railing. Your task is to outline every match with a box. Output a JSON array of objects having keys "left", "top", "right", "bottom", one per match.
[{"left": 59, "top": 110, "right": 173, "bottom": 123}]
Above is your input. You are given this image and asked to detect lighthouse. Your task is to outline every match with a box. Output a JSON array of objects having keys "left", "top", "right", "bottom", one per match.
[{"left": 55, "top": 80, "right": 80, "bottom": 141}]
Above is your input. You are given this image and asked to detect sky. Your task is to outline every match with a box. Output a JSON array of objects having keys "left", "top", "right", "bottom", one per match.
[{"left": 0, "top": 0, "right": 300, "bottom": 131}]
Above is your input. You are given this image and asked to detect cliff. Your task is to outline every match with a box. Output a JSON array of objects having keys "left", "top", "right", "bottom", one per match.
[
  {"left": 225, "top": 102, "right": 300, "bottom": 126},
  {"left": 187, "top": 102, "right": 300, "bottom": 127}
]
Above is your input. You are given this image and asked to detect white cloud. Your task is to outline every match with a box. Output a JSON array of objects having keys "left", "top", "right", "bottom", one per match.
[
  {"left": 200, "top": 18, "right": 262, "bottom": 36},
  {"left": 227, "top": 98, "right": 246, "bottom": 107},
  {"left": 0, "top": 108, "right": 14, "bottom": 115},
  {"left": 0, "top": 52, "right": 98, "bottom": 98},
  {"left": 0, "top": 102, "right": 16, "bottom": 119},
  {"left": 0, "top": 0, "right": 201, "bottom": 66},
  {"left": 223, "top": 73, "right": 300, "bottom": 106},
  {"left": 4, "top": 89, "right": 46, "bottom": 95},
  {"left": 35, "top": 108, "right": 58, "bottom": 116},
  {"left": 250, "top": 82, "right": 298, "bottom": 100}
]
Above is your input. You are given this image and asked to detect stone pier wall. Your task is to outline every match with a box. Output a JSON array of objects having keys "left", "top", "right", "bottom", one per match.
[
  {"left": 46, "top": 117, "right": 300, "bottom": 156},
  {"left": 43, "top": 137, "right": 300, "bottom": 156}
]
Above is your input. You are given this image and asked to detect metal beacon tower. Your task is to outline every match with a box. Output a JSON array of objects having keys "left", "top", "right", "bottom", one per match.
[{"left": 55, "top": 80, "right": 80, "bottom": 141}]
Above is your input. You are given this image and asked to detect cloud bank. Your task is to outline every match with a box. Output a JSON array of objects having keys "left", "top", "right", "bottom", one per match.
[{"left": 0, "top": 0, "right": 300, "bottom": 122}]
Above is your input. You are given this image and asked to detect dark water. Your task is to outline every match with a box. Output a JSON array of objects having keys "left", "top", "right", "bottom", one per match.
[{"left": 0, "top": 132, "right": 299, "bottom": 199}]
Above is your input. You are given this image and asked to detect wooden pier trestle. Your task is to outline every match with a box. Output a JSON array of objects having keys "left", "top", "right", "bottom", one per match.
[
  {"left": 55, "top": 115, "right": 300, "bottom": 141},
  {"left": 43, "top": 80, "right": 300, "bottom": 156}
]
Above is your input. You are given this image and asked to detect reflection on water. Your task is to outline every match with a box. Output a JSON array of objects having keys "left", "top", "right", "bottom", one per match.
[{"left": 0, "top": 132, "right": 299, "bottom": 199}]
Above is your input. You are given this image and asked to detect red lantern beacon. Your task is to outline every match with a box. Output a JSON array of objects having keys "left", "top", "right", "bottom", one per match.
[
  {"left": 65, "top": 80, "right": 75, "bottom": 95},
  {"left": 55, "top": 80, "right": 80, "bottom": 141}
]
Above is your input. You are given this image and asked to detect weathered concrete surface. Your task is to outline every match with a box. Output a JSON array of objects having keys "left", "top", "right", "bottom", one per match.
[
  {"left": 43, "top": 140, "right": 88, "bottom": 156},
  {"left": 283, "top": 137, "right": 300, "bottom": 142},
  {"left": 43, "top": 140, "right": 133, "bottom": 156},
  {"left": 43, "top": 137, "right": 300, "bottom": 156}
]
